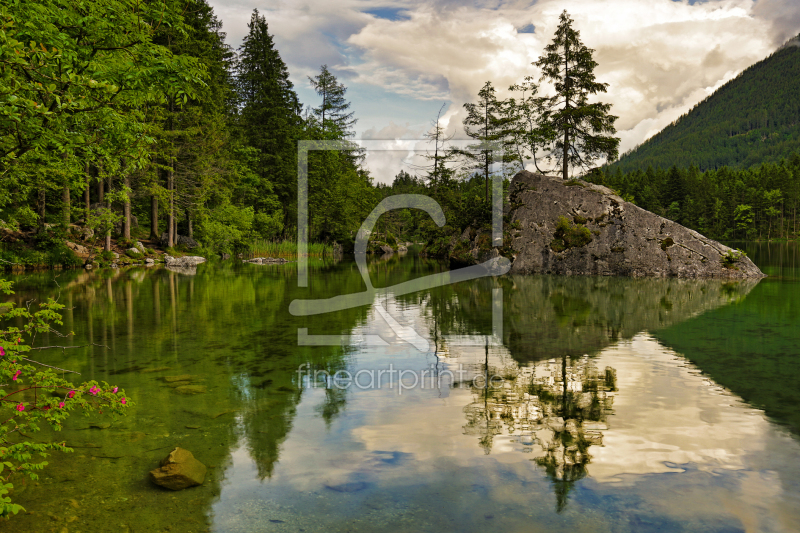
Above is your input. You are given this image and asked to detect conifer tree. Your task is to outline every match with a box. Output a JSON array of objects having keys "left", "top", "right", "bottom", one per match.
[
  {"left": 460, "top": 81, "right": 508, "bottom": 201},
  {"left": 237, "top": 9, "right": 302, "bottom": 228},
  {"left": 535, "top": 10, "right": 619, "bottom": 180},
  {"left": 308, "top": 65, "right": 357, "bottom": 138}
]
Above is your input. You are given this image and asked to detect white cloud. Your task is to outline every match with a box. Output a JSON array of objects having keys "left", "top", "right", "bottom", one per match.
[{"left": 209, "top": 0, "right": 800, "bottom": 180}]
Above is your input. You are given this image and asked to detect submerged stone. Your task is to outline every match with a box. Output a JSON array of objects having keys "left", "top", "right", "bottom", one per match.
[
  {"left": 149, "top": 447, "right": 206, "bottom": 490},
  {"left": 164, "top": 374, "right": 194, "bottom": 382},
  {"left": 174, "top": 384, "right": 207, "bottom": 395}
]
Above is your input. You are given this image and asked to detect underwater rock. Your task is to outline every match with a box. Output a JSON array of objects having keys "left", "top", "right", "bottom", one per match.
[
  {"left": 174, "top": 384, "right": 207, "bottom": 395},
  {"left": 149, "top": 447, "right": 206, "bottom": 490},
  {"left": 164, "top": 374, "right": 194, "bottom": 382},
  {"left": 507, "top": 171, "right": 765, "bottom": 278}
]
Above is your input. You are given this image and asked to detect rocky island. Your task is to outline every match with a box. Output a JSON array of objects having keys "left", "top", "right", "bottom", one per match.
[{"left": 504, "top": 171, "right": 765, "bottom": 279}]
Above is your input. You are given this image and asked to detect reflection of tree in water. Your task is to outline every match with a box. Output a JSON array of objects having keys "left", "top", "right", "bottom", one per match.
[{"left": 463, "top": 352, "right": 616, "bottom": 512}]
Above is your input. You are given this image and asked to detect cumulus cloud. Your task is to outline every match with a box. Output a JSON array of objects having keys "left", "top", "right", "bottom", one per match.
[{"left": 209, "top": 0, "right": 800, "bottom": 181}]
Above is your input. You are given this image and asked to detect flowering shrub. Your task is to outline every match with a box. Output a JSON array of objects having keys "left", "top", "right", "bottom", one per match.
[{"left": 0, "top": 279, "right": 131, "bottom": 517}]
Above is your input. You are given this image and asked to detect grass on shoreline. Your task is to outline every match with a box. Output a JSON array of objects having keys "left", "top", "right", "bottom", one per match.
[{"left": 248, "top": 239, "right": 335, "bottom": 258}]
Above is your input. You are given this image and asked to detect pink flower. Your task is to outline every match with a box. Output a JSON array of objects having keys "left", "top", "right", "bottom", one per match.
[
  {"left": 112, "top": 386, "right": 118, "bottom": 394},
  {"left": 89, "top": 386, "right": 99, "bottom": 396},
  {"left": 43, "top": 406, "right": 51, "bottom": 411},
  {"left": 0, "top": 346, "right": 5, "bottom": 356},
  {"left": 68, "top": 390, "right": 75, "bottom": 398},
  {"left": 15, "top": 404, "right": 24, "bottom": 412},
  {"left": 12, "top": 370, "right": 21, "bottom": 381},
  {"left": 58, "top": 402, "right": 65, "bottom": 408},
  {"left": 120, "top": 397, "right": 127, "bottom": 405}
]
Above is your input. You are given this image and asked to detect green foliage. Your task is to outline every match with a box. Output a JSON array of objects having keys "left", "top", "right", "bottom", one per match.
[
  {"left": 589, "top": 154, "right": 800, "bottom": 241},
  {"left": 0, "top": 280, "right": 131, "bottom": 516},
  {"left": 550, "top": 216, "right": 592, "bottom": 252},
  {"left": 197, "top": 203, "right": 254, "bottom": 254},
  {"left": 10, "top": 207, "right": 38, "bottom": 230},
  {"left": 721, "top": 249, "right": 747, "bottom": 269}
]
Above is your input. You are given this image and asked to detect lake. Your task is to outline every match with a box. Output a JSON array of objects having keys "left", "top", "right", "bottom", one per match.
[{"left": 2, "top": 242, "right": 800, "bottom": 533}]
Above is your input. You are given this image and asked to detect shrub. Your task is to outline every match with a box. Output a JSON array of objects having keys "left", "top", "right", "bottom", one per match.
[
  {"left": 0, "top": 280, "right": 131, "bottom": 517},
  {"left": 550, "top": 216, "right": 593, "bottom": 252},
  {"left": 722, "top": 249, "right": 746, "bottom": 269}
]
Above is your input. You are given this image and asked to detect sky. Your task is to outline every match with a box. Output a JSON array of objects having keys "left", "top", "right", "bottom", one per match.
[{"left": 208, "top": 0, "right": 800, "bottom": 183}]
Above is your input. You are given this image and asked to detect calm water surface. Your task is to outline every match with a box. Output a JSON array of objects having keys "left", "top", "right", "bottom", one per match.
[{"left": 2, "top": 243, "right": 800, "bottom": 533}]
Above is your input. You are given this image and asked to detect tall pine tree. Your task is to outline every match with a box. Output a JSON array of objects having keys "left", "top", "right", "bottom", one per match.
[
  {"left": 308, "top": 65, "right": 357, "bottom": 138},
  {"left": 237, "top": 10, "right": 301, "bottom": 230},
  {"left": 535, "top": 11, "right": 619, "bottom": 180}
]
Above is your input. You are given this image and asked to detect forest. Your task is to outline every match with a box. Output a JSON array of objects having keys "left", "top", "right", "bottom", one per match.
[
  {"left": 2, "top": 1, "right": 798, "bottom": 271},
  {"left": 0, "top": 3, "right": 623, "bottom": 268},
  {"left": 0, "top": 0, "right": 384, "bottom": 266},
  {"left": 590, "top": 154, "right": 800, "bottom": 241}
]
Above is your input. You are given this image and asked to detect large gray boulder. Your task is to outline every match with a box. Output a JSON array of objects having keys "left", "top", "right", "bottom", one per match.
[
  {"left": 507, "top": 171, "right": 764, "bottom": 279},
  {"left": 149, "top": 447, "right": 206, "bottom": 490},
  {"left": 164, "top": 255, "right": 205, "bottom": 267}
]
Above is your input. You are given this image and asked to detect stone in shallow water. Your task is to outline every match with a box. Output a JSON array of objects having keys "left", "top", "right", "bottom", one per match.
[
  {"left": 141, "top": 366, "right": 172, "bottom": 373},
  {"left": 164, "top": 374, "right": 194, "bottom": 382},
  {"left": 174, "top": 384, "right": 207, "bottom": 395},
  {"left": 149, "top": 447, "right": 206, "bottom": 490}
]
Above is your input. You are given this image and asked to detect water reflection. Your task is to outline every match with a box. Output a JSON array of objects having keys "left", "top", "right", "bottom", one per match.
[
  {"left": 462, "top": 347, "right": 617, "bottom": 511},
  {"left": 3, "top": 251, "right": 800, "bottom": 533}
]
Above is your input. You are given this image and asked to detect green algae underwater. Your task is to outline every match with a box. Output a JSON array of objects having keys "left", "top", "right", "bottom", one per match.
[{"left": 0, "top": 245, "right": 799, "bottom": 533}]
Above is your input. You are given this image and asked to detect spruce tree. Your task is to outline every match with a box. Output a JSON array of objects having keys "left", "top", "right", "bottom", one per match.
[
  {"left": 308, "top": 65, "right": 357, "bottom": 138},
  {"left": 236, "top": 9, "right": 302, "bottom": 227},
  {"left": 460, "top": 81, "right": 508, "bottom": 201},
  {"left": 535, "top": 10, "right": 619, "bottom": 179}
]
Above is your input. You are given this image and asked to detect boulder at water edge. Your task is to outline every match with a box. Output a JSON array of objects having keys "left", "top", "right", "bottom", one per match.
[
  {"left": 164, "top": 255, "right": 206, "bottom": 267},
  {"left": 149, "top": 447, "right": 206, "bottom": 490},
  {"left": 506, "top": 171, "right": 765, "bottom": 279}
]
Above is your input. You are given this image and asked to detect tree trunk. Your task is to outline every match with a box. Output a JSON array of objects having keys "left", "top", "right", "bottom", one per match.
[
  {"left": 37, "top": 187, "right": 46, "bottom": 230},
  {"left": 98, "top": 176, "right": 104, "bottom": 205},
  {"left": 62, "top": 182, "right": 70, "bottom": 227},
  {"left": 187, "top": 209, "right": 193, "bottom": 239},
  {"left": 562, "top": 42, "right": 570, "bottom": 181},
  {"left": 484, "top": 103, "right": 489, "bottom": 203},
  {"left": 167, "top": 171, "right": 175, "bottom": 248},
  {"left": 84, "top": 168, "right": 91, "bottom": 224},
  {"left": 150, "top": 196, "right": 159, "bottom": 240},
  {"left": 123, "top": 174, "right": 131, "bottom": 239}
]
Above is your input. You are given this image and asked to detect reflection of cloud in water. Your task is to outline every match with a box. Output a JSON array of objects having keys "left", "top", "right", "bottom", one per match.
[{"left": 212, "top": 277, "right": 800, "bottom": 532}]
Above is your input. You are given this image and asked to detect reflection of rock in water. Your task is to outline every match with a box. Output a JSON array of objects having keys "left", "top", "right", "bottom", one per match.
[
  {"left": 166, "top": 265, "right": 197, "bottom": 276},
  {"left": 439, "top": 275, "right": 760, "bottom": 364},
  {"left": 463, "top": 353, "right": 616, "bottom": 512}
]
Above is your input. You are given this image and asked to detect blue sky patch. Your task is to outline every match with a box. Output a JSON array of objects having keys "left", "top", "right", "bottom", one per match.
[{"left": 363, "top": 7, "right": 410, "bottom": 21}]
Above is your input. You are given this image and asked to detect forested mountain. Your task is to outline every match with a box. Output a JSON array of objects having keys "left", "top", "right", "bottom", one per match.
[{"left": 608, "top": 36, "right": 800, "bottom": 173}]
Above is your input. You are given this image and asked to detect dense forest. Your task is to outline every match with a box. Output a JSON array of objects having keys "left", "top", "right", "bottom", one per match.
[
  {"left": 2, "top": 1, "right": 797, "bottom": 270},
  {"left": 0, "top": 0, "right": 381, "bottom": 266},
  {"left": 609, "top": 36, "right": 800, "bottom": 173},
  {"left": 589, "top": 154, "right": 800, "bottom": 240},
  {"left": 0, "top": 4, "right": 622, "bottom": 267}
]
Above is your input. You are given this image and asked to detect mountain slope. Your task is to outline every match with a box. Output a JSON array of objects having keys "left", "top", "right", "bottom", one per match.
[{"left": 608, "top": 37, "right": 800, "bottom": 173}]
